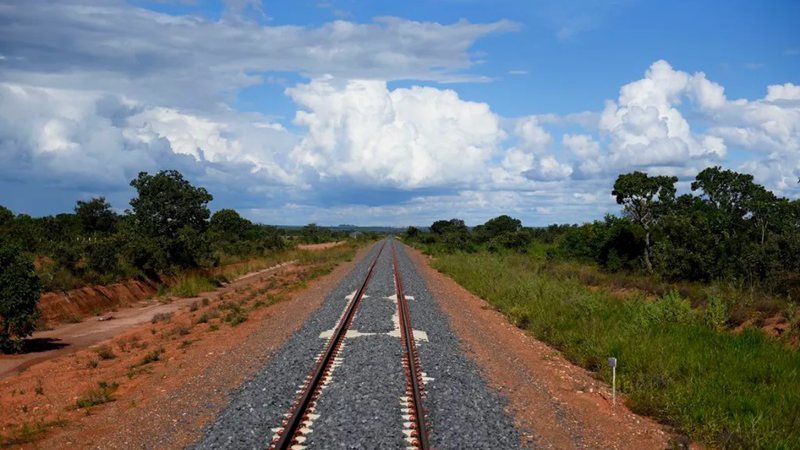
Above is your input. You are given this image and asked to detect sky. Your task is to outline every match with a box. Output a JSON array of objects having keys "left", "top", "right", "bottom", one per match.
[{"left": 0, "top": 0, "right": 798, "bottom": 226}]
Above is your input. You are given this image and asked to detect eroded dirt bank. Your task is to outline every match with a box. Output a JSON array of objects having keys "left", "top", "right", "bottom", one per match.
[
  {"left": 0, "top": 247, "right": 369, "bottom": 448},
  {"left": 38, "top": 279, "right": 159, "bottom": 326},
  {"left": 406, "top": 246, "right": 673, "bottom": 450},
  {"left": 0, "top": 262, "right": 294, "bottom": 380}
]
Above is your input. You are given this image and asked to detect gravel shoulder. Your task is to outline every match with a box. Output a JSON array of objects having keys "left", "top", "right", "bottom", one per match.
[{"left": 405, "top": 245, "right": 673, "bottom": 450}]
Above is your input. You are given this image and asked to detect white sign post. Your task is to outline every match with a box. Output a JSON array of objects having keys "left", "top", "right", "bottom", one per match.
[{"left": 607, "top": 357, "right": 617, "bottom": 409}]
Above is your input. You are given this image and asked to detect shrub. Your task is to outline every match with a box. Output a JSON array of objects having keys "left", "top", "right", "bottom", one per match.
[
  {"left": 75, "top": 381, "right": 117, "bottom": 408},
  {"left": 94, "top": 345, "right": 116, "bottom": 360},
  {"left": 139, "top": 347, "right": 164, "bottom": 365},
  {"left": 0, "top": 244, "right": 41, "bottom": 352},
  {"left": 151, "top": 312, "right": 172, "bottom": 324},
  {"left": 168, "top": 275, "right": 215, "bottom": 298},
  {"left": 704, "top": 296, "right": 730, "bottom": 331},
  {"left": 637, "top": 291, "right": 694, "bottom": 326},
  {"left": 75, "top": 197, "right": 117, "bottom": 234},
  {"left": 86, "top": 237, "right": 121, "bottom": 275},
  {"left": 223, "top": 308, "right": 248, "bottom": 326}
]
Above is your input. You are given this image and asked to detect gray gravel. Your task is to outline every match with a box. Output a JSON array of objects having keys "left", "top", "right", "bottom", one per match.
[{"left": 191, "top": 239, "right": 522, "bottom": 449}]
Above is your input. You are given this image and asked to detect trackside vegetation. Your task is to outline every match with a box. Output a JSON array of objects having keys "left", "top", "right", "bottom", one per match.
[
  {"left": 433, "top": 253, "right": 800, "bottom": 448},
  {"left": 407, "top": 166, "right": 800, "bottom": 448},
  {"left": 0, "top": 169, "right": 361, "bottom": 350}
]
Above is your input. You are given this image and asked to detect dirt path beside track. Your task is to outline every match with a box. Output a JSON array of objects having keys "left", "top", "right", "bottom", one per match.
[
  {"left": 0, "top": 248, "right": 367, "bottom": 449},
  {"left": 0, "top": 262, "right": 294, "bottom": 380}
]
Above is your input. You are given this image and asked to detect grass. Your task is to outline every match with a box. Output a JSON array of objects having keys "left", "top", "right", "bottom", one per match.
[
  {"left": 0, "top": 420, "right": 67, "bottom": 447},
  {"left": 94, "top": 345, "right": 116, "bottom": 360},
  {"left": 220, "top": 302, "right": 248, "bottom": 326},
  {"left": 75, "top": 381, "right": 118, "bottom": 409},
  {"left": 433, "top": 251, "right": 800, "bottom": 449},
  {"left": 165, "top": 274, "right": 217, "bottom": 298},
  {"left": 161, "top": 239, "right": 363, "bottom": 299},
  {"left": 544, "top": 258, "right": 798, "bottom": 327},
  {"left": 138, "top": 347, "right": 164, "bottom": 365}
]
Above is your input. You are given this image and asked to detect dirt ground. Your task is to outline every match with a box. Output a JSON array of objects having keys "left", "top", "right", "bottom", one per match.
[
  {"left": 0, "top": 262, "right": 294, "bottom": 380},
  {"left": 0, "top": 250, "right": 367, "bottom": 448},
  {"left": 406, "top": 247, "right": 675, "bottom": 450}
]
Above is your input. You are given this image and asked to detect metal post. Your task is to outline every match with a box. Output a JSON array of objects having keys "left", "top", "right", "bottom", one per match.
[
  {"left": 608, "top": 356, "right": 617, "bottom": 410},
  {"left": 612, "top": 365, "right": 616, "bottom": 408}
]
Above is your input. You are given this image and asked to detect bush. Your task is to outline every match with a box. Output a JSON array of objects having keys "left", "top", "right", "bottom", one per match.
[
  {"left": 487, "top": 230, "right": 531, "bottom": 253},
  {"left": 94, "top": 345, "right": 116, "bottom": 360},
  {"left": 0, "top": 244, "right": 41, "bottom": 352},
  {"left": 151, "top": 312, "right": 172, "bottom": 324},
  {"left": 222, "top": 303, "right": 248, "bottom": 326},
  {"left": 138, "top": 347, "right": 164, "bottom": 365},
  {"left": 704, "top": 296, "right": 730, "bottom": 331},
  {"left": 75, "top": 197, "right": 117, "bottom": 234},
  {"left": 86, "top": 236, "right": 121, "bottom": 275},
  {"left": 123, "top": 234, "right": 168, "bottom": 277},
  {"left": 637, "top": 291, "right": 694, "bottom": 326},
  {"left": 75, "top": 381, "right": 117, "bottom": 408}
]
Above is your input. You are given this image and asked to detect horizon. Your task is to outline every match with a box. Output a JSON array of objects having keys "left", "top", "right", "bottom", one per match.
[{"left": 1, "top": 0, "right": 798, "bottom": 227}]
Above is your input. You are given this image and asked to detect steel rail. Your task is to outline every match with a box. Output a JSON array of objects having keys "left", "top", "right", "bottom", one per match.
[
  {"left": 271, "top": 241, "right": 386, "bottom": 450},
  {"left": 392, "top": 242, "right": 430, "bottom": 450}
]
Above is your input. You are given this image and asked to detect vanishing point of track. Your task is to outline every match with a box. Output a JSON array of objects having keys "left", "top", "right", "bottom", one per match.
[{"left": 271, "top": 240, "right": 431, "bottom": 449}]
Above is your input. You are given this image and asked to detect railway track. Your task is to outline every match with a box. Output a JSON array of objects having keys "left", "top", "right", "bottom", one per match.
[{"left": 270, "top": 240, "right": 430, "bottom": 449}]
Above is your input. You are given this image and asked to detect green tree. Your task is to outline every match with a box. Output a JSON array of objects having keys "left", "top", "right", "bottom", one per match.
[
  {"left": 482, "top": 215, "right": 521, "bottom": 236},
  {"left": 612, "top": 171, "right": 677, "bottom": 272},
  {"left": 654, "top": 196, "right": 717, "bottom": 281},
  {"left": 128, "top": 170, "right": 214, "bottom": 269},
  {"left": 405, "top": 226, "right": 420, "bottom": 239},
  {"left": 0, "top": 244, "right": 41, "bottom": 352},
  {"left": 429, "top": 219, "right": 473, "bottom": 252},
  {"left": 209, "top": 209, "right": 252, "bottom": 241},
  {"left": 692, "top": 166, "right": 758, "bottom": 219},
  {"left": 129, "top": 170, "right": 213, "bottom": 237},
  {"left": 0, "top": 205, "right": 13, "bottom": 227},
  {"left": 430, "top": 219, "right": 468, "bottom": 235},
  {"left": 748, "top": 186, "right": 780, "bottom": 246},
  {"left": 75, "top": 197, "right": 117, "bottom": 234},
  {"left": 302, "top": 223, "right": 322, "bottom": 244},
  {"left": 5, "top": 214, "right": 40, "bottom": 251},
  {"left": 86, "top": 236, "right": 121, "bottom": 275}
]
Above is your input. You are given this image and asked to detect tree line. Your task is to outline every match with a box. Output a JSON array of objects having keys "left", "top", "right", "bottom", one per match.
[
  {"left": 563, "top": 167, "right": 800, "bottom": 291},
  {"left": 407, "top": 166, "right": 800, "bottom": 296},
  {"left": 0, "top": 170, "right": 287, "bottom": 350}
]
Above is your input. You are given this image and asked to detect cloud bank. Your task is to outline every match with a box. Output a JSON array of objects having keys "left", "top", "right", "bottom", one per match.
[{"left": 0, "top": 2, "right": 798, "bottom": 225}]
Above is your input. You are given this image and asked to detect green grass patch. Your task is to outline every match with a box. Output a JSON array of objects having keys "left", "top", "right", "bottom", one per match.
[
  {"left": 75, "top": 381, "right": 118, "bottom": 409},
  {"left": 165, "top": 274, "right": 217, "bottom": 298},
  {"left": 220, "top": 302, "right": 248, "bottom": 326},
  {"left": 433, "top": 252, "right": 800, "bottom": 449},
  {"left": 138, "top": 347, "right": 164, "bottom": 365},
  {"left": 0, "top": 419, "right": 67, "bottom": 447}
]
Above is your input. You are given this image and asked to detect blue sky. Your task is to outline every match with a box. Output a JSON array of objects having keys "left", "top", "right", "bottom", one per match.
[{"left": 0, "top": 0, "right": 798, "bottom": 226}]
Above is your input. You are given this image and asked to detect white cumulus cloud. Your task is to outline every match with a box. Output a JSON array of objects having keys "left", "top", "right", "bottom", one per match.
[
  {"left": 286, "top": 78, "right": 504, "bottom": 189},
  {"left": 599, "top": 60, "right": 727, "bottom": 171},
  {"left": 766, "top": 83, "right": 800, "bottom": 101}
]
